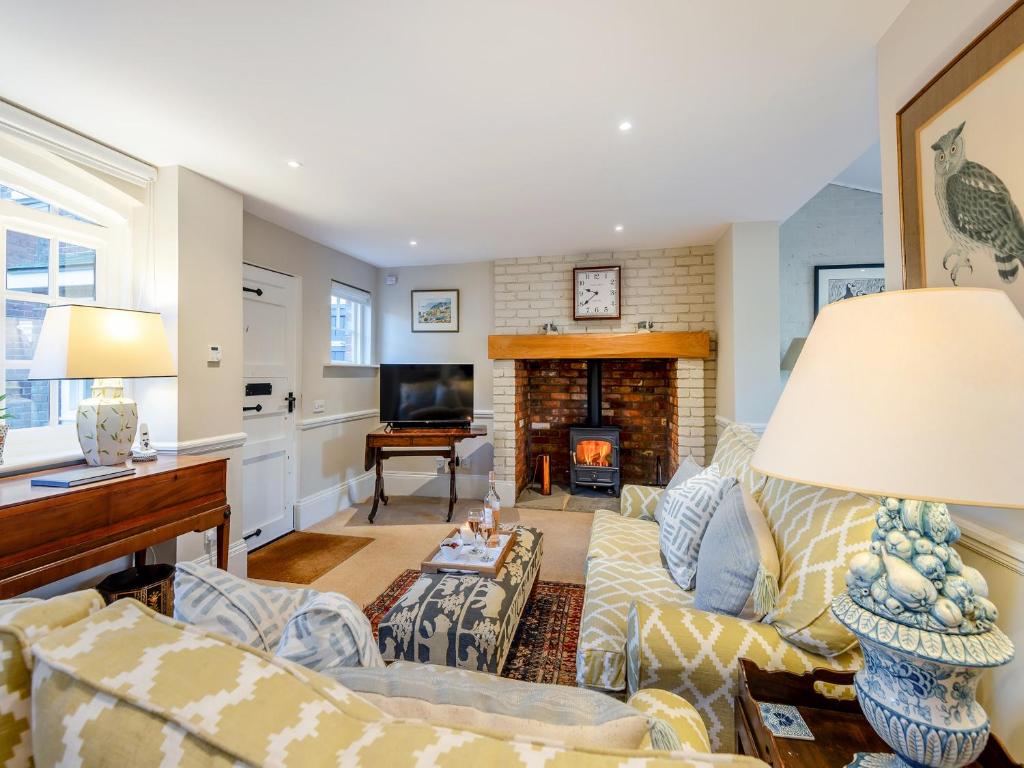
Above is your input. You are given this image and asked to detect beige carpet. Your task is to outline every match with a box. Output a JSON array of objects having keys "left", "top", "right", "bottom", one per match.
[
  {"left": 255, "top": 496, "right": 594, "bottom": 608},
  {"left": 247, "top": 532, "right": 373, "bottom": 584}
]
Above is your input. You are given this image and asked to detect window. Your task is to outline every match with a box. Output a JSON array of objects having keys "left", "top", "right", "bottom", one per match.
[
  {"left": 330, "top": 281, "right": 372, "bottom": 364},
  {"left": 0, "top": 182, "right": 106, "bottom": 429}
]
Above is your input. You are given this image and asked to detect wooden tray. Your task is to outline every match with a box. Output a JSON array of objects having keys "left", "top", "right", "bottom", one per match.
[{"left": 421, "top": 527, "right": 517, "bottom": 577}]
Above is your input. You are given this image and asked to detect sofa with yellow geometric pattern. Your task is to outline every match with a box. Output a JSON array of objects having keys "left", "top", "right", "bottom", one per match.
[
  {"left": 2, "top": 588, "right": 771, "bottom": 767},
  {"left": 578, "top": 423, "right": 876, "bottom": 752}
]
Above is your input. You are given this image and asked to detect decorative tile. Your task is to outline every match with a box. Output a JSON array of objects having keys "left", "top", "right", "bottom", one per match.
[{"left": 757, "top": 702, "right": 814, "bottom": 741}]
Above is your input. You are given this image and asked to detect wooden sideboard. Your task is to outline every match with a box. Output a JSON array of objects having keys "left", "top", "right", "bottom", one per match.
[{"left": 0, "top": 455, "right": 231, "bottom": 598}]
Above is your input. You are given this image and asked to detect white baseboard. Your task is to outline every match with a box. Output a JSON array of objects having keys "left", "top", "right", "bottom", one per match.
[
  {"left": 294, "top": 471, "right": 376, "bottom": 530},
  {"left": 382, "top": 470, "right": 490, "bottom": 500},
  {"left": 191, "top": 539, "right": 249, "bottom": 577},
  {"left": 495, "top": 479, "right": 516, "bottom": 503}
]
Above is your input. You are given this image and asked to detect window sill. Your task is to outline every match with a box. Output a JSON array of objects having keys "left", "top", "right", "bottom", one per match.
[
  {"left": 323, "top": 362, "right": 380, "bottom": 369},
  {"left": 0, "top": 450, "right": 84, "bottom": 479}
]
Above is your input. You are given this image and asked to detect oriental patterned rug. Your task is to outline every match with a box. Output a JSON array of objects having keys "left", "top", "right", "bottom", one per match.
[{"left": 363, "top": 569, "right": 585, "bottom": 686}]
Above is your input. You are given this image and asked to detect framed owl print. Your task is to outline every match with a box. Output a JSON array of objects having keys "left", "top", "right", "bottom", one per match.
[
  {"left": 898, "top": 0, "right": 1024, "bottom": 314},
  {"left": 573, "top": 265, "right": 621, "bottom": 320}
]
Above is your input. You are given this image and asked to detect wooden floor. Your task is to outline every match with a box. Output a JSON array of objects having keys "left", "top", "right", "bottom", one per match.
[{"left": 253, "top": 495, "right": 595, "bottom": 608}]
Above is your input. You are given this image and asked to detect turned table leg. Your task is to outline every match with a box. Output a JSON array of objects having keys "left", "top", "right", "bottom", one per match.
[{"left": 369, "top": 451, "right": 386, "bottom": 523}]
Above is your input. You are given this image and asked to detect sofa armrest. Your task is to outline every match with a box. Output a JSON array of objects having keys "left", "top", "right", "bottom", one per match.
[
  {"left": 628, "top": 688, "right": 710, "bottom": 753},
  {"left": 626, "top": 601, "right": 861, "bottom": 752},
  {"left": 621, "top": 484, "right": 662, "bottom": 520}
]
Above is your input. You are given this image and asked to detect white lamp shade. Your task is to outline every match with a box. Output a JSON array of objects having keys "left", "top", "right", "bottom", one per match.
[
  {"left": 751, "top": 288, "right": 1024, "bottom": 509},
  {"left": 28, "top": 305, "right": 176, "bottom": 380}
]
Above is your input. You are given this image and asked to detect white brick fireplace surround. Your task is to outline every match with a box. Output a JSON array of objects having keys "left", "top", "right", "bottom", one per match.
[{"left": 489, "top": 246, "right": 717, "bottom": 501}]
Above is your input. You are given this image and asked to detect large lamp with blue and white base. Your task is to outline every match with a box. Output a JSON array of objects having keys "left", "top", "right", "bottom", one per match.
[
  {"left": 752, "top": 288, "right": 1020, "bottom": 768},
  {"left": 28, "top": 305, "right": 175, "bottom": 466}
]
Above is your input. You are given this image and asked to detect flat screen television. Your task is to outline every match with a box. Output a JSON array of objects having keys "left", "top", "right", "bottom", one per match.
[{"left": 379, "top": 363, "right": 474, "bottom": 428}]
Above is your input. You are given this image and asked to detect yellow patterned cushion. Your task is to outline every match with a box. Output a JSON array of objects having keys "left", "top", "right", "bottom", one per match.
[
  {"left": 621, "top": 485, "right": 663, "bottom": 521},
  {"left": 758, "top": 477, "right": 877, "bottom": 656},
  {"left": 31, "top": 599, "right": 768, "bottom": 767},
  {"left": 0, "top": 589, "right": 105, "bottom": 768},
  {"left": 710, "top": 424, "right": 767, "bottom": 496},
  {"left": 579, "top": 559, "right": 693, "bottom": 691},
  {"left": 627, "top": 690, "right": 710, "bottom": 753},
  {"left": 586, "top": 509, "right": 663, "bottom": 573},
  {"left": 626, "top": 602, "right": 861, "bottom": 752}
]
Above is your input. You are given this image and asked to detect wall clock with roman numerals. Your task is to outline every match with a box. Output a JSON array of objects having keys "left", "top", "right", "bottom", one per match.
[{"left": 573, "top": 265, "right": 621, "bottom": 320}]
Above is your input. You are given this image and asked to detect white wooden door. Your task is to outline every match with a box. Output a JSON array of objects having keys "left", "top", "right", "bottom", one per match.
[{"left": 242, "top": 264, "right": 299, "bottom": 550}]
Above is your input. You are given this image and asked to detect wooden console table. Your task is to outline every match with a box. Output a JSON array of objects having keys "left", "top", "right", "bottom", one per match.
[
  {"left": 364, "top": 425, "right": 488, "bottom": 523},
  {"left": 0, "top": 455, "right": 230, "bottom": 597},
  {"left": 735, "top": 659, "right": 1020, "bottom": 767}
]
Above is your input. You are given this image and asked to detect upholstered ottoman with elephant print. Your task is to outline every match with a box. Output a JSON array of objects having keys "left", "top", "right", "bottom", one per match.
[{"left": 377, "top": 525, "right": 543, "bottom": 674}]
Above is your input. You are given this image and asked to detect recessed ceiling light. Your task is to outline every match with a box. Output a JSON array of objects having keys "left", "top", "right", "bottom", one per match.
[
  {"left": 286, "top": 160, "right": 302, "bottom": 168},
  {"left": 409, "top": 240, "right": 418, "bottom": 246},
  {"left": 618, "top": 121, "right": 632, "bottom": 132},
  {"left": 614, "top": 225, "right": 624, "bottom": 232}
]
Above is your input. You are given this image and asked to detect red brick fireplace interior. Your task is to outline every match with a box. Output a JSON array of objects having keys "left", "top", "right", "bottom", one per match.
[{"left": 514, "top": 359, "right": 674, "bottom": 495}]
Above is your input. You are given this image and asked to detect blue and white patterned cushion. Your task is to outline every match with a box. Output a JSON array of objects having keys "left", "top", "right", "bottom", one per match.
[
  {"left": 653, "top": 456, "right": 703, "bottom": 524},
  {"left": 658, "top": 464, "right": 735, "bottom": 590},
  {"left": 173, "top": 563, "right": 313, "bottom": 652},
  {"left": 276, "top": 591, "right": 384, "bottom": 672}
]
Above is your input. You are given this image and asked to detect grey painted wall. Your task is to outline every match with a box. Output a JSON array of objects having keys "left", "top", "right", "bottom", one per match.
[{"left": 779, "top": 183, "right": 883, "bottom": 365}]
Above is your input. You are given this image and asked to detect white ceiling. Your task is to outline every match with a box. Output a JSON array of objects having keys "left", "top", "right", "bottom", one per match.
[
  {"left": 0, "top": 1, "right": 907, "bottom": 268},
  {"left": 832, "top": 141, "right": 883, "bottom": 193}
]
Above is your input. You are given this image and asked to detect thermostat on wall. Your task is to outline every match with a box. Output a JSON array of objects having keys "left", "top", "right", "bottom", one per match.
[{"left": 208, "top": 345, "right": 222, "bottom": 363}]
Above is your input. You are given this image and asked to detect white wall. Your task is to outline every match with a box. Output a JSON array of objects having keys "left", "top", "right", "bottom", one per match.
[
  {"left": 779, "top": 184, "right": 883, "bottom": 361},
  {"left": 715, "top": 222, "right": 781, "bottom": 426},
  {"left": 242, "top": 213, "right": 380, "bottom": 526},
  {"left": 375, "top": 261, "right": 495, "bottom": 496},
  {"left": 878, "top": 2, "right": 1023, "bottom": 756}
]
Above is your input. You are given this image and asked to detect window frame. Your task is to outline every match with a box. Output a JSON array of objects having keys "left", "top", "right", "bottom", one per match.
[
  {"left": 0, "top": 185, "right": 111, "bottom": 433},
  {"left": 329, "top": 281, "right": 373, "bottom": 366}
]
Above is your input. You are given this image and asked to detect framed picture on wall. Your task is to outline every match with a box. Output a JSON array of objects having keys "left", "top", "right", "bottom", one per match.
[
  {"left": 898, "top": 1, "right": 1024, "bottom": 315},
  {"left": 411, "top": 289, "right": 460, "bottom": 332},
  {"left": 814, "top": 264, "right": 885, "bottom": 318}
]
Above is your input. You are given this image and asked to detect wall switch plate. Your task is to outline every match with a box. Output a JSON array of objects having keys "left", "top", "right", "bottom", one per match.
[
  {"left": 204, "top": 531, "right": 215, "bottom": 554},
  {"left": 531, "top": 422, "right": 550, "bottom": 430},
  {"left": 207, "top": 345, "right": 222, "bottom": 363},
  {"left": 312, "top": 399, "right": 325, "bottom": 414},
  {"left": 436, "top": 457, "right": 446, "bottom": 474}
]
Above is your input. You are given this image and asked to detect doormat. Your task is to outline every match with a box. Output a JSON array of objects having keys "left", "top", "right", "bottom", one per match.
[
  {"left": 364, "top": 569, "right": 585, "bottom": 686},
  {"left": 247, "top": 532, "right": 373, "bottom": 584}
]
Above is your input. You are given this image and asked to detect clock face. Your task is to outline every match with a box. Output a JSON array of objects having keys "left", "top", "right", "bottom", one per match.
[{"left": 574, "top": 266, "right": 621, "bottom": 319}]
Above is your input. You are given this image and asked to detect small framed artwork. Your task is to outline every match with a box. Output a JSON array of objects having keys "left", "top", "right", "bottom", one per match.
[
  {"left": 898, "top": 1, "right": 1024, "bottom": 314},
  {"left": 573, "top": 265, "right": 621, "bottom": 320},
  {"left": 813, "top": 264, "right": 885, "bottom": 318},
  {"left": 411, "top": 289, "right": 459, "bottom": 332}
]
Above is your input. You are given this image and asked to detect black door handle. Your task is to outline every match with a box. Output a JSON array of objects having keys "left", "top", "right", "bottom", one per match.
[
  {"left": 286, "top": 392, "right": 296, "bottom": 413},
  {"left": 243, "top": 286, "right": 263, "bottom": 296},
  {"left": 243, "top": 404, "right": 263, "bottom": 413}
]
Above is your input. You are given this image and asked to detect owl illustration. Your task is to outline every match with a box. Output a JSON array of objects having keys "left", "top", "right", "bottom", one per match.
[{"left": 932, "top": 121, "right": 1024, "bottom": 285}]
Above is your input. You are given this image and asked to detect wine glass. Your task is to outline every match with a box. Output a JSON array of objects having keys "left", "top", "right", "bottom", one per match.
[
  {"left": 479, "top": 511, "right": 495, "bottom": 562},
  {"left": 466, "top": 509, "right": 484, "bottom": 555}
]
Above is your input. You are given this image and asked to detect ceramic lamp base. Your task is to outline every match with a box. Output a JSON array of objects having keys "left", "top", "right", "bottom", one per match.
[
  {"left": 76, "top": 379, "right": 138, "bottom": 466},
  {"left": 845, "top": 754, "right": 916, "bottom": 768}
]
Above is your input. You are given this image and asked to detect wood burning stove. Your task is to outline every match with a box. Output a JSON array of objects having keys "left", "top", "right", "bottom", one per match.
[{"left": 569, "top": 360, "right": 621, "bottom": 495}]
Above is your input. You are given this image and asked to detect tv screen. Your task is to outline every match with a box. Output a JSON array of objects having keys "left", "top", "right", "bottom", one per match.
[{"left": 380, "top": 364, "right": 474, "bottom": 425}]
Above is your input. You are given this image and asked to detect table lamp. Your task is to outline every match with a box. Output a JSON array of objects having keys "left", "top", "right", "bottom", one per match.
[
  {"left": 28, "top": 305, "right": 175, "bottom": 466},
  {"left": 751, "top": 288, "right": 1019, "bottom": 768}
]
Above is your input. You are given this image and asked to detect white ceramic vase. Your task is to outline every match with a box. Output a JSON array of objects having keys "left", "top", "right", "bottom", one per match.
[{"left": 75, "top": 380, "right": 138, "bottom": 466}]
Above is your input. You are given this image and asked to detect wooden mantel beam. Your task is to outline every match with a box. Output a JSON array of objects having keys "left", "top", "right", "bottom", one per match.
[{"left": 487, "top": 331, "right": 710, "bottom": 360}]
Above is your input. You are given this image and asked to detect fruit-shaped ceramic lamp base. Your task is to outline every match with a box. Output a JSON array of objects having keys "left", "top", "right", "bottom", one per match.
[{"left": 75, "top": 378, "right": 138, "bottom": 466}]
